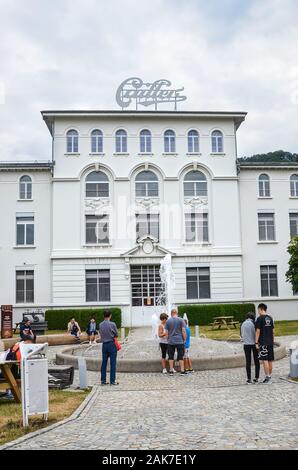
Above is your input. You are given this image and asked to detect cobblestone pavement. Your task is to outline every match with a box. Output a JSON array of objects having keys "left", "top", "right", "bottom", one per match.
[{"left": 7, "top": 335, "right": 298, "bottom": 450}]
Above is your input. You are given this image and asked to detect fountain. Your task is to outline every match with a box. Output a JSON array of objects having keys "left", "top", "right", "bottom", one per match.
[{"left": 57, "top": 254, "right": 287, "bottom": 371}]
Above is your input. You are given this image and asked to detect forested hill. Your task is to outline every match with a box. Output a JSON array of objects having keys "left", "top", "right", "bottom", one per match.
[{"left": 238, "top": 150, "right": 298, "bottom": 163}]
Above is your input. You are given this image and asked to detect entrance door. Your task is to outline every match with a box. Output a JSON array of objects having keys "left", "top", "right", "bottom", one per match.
[{"left": 130, "top": 265, "right": 163, "bottom": 326}]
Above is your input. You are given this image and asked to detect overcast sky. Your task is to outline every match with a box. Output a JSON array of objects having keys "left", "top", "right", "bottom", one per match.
[{"left": 0, "top": 0, "right": 297, "bottom": 161}]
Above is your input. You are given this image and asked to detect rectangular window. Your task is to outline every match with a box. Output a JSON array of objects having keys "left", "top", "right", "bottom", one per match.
[
  {"left": 16, "top": 216, "right": 34, "bottom": 245},
  {"left": 185, "top": 213, "right": 209, "bottom": 243},
  {"left": 258, "top": 213, "right": 275, "bottom": 241},
  {"left": 186, "top": 267, "right": 211, "bottom": 299},
  {"left": 289, "top": 213, "right": 298, "bottom": 238},
  {"left": 136, "top": 214, "right": 159, "bottom": 241},
  {"left": 85, "top": 215, "right": 109, "bottom": 244},
  {"left": 260, "top": 265, "right": 278, "bottom": 297},
  {"left": 131, "top": 265, "right": 162, "bottom": 307},
  {"left": 16, "top": 270, "right": 34, "bottom": 303},
  {"left": 86, "top": 269, "right": 110, "bottom": 302}
]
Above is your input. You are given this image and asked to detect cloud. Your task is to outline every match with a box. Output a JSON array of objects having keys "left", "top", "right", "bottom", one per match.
[{"left": 0, "top": 0, "right": 297, "bottom": 160}]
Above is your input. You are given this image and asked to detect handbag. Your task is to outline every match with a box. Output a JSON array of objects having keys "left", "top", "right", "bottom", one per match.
[{"left": 114, "top": 338, "right": 122, "bottom": 351}]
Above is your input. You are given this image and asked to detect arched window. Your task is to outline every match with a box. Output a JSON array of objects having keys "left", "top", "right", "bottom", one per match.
[
  {"left": 115, "top": 129, "right": 127, "bottom": 153},
  {"left": 259, "top": 174, "right": 270, "bottom": 197},
  {"left": 85, "top": 171, "right": 109, "bottom": 198},
  {"left": 188, "top": 130, "right": 199, "bottom": 153},
  {"left": 184, "top": 171, "right": 207, "bottom": 197},
  {"left": 140, "top": 129, "right": 152, "bottom": 153},
  {"left": 19, "top": 175, "right": 32, "bottom": 200},
  {"left": 66, "top": 129, "right": 79, "bottom": 153},
  {"left": 164, "top": 130, "right": 176, "bottom": 153},
  {"left": 135, "top": 170, "right": 158, "bottom": 197},
  {"left": 290, "top": 174, "right": 298, "bottom": 197},
  {"left": 211, "top": 130, "right": 223, "bottom": 153},
  {"left": 91, "top": 129, "right": 103, "bottom": 153}
]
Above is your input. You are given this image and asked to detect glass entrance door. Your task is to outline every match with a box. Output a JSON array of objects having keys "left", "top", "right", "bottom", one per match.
[{"left": 130, "top": 265, "right": 163, "bottom": 325}]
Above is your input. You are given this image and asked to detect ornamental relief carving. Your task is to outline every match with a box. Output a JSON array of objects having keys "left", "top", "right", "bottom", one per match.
[
  {"left": 135, "top": 197, "right": 160, "bottom": 210},
  {"left": 184, "top": 196, "right": 208, "bottom": 208},
  {"left": 85, "top": 198, "right": 110, "bottom": 212}
]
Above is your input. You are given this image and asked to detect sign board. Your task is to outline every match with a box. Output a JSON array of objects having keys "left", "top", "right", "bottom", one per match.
[
  {"left": 20, "top": 343, "right": 48, "bottom": 427},
  {"left": 116, "top": 77, "right": 187, "bottom": 110},
  {"left": 1, "top": 305, "right": 13, "bottom": 338}
]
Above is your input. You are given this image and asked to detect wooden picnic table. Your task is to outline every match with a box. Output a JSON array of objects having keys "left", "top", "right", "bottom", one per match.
[
  {"left": 0, "top": 361, "right": 21, "bottom": 403},
  {"left": 210, "top": 316, "right": 239, "bottom": 330}
]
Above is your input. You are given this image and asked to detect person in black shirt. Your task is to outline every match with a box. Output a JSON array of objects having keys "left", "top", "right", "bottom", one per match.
[
  {"left": 255, "top": 303, "right": 275, "bottom": 384},
  {"left": 19, "top": 318, "right": 36, "bottom": 342}
]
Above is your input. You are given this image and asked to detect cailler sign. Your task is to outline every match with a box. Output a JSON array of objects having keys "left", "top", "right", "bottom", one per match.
[{"left": 116, "top": 77, "right": 187, "bottom": 110}]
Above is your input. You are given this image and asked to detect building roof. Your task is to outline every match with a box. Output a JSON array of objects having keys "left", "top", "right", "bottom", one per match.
[
  {"left": 238, "top": 160, "right": 298, "bottom": 169},
  {"left": 0, "top": 161, "right": 54, "bottom": 171},
  {"left": 41, "top": 109, "right": 247, "bottom": 134}
]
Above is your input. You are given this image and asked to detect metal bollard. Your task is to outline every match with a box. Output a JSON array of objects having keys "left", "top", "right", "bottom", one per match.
[
  {"left": 78, "top": 356, "right": 88, "bottom": 389},
  {"left": 195, "top": 325, "right": 200, "bottom": 338},
  {"left": 289, "top": 348, "right": 298, "bottom": 378},
  {"left": 121, "top": 327, "right": 125, "bottom": 341}
]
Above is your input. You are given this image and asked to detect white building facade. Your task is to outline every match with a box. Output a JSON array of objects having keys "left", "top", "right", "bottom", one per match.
[{"left": 0, "top": 110, "right": 297, "bottom": 325}]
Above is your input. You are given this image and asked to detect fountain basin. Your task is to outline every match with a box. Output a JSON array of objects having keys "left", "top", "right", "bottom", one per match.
[{"left": 56, "top": 340, "right": 286, "bottom": 372}]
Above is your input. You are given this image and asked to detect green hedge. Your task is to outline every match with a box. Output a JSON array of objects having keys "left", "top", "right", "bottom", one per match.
[
  {"left": 45, "top": 308, "right": 122, "bottom": 330},
  {"left": 177, "top": 303, "right": 256, "bottom": 326}
]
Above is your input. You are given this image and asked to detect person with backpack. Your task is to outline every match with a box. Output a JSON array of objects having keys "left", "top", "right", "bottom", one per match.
[
  {"left": 0, "top": 335, "right": 34, "bottom": 399},
  {"left": 164, "top": 308, "right": 187, "bottom": 376},
  {"left": 240, "top": 312, "right": 260, "bottom": 384},
  {"left": 67, "top": 318, "right": 81, "bottom": 342},
  {"left": 255, "top": 303, "right": 275, "bottom": 384}
]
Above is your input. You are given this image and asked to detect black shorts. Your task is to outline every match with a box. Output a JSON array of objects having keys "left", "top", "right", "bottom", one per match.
[
  {"left": 87, "top": 330, "right": 98, "bottom": 336},
  {"left": 159, "top": 343, "right": 168, "bottom": 359},
  {"left": 168, "top": 344, "right": 185, "bottom": 361},
  {"left": 258, "top": 345, "right": 274, "bottom": 361}
]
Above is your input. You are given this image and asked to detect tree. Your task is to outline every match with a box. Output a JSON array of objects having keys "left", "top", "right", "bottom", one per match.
[
  {"left": 286, "top": 236, "right": 298, "bottom": 294},
  {"left": 238, "top": 150, "right": 298, "bottom": 163}
]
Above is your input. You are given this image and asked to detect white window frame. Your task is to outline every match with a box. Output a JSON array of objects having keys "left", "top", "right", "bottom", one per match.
[
  {"left": 19, "top": 175, "right": 32, "bottom": 200},
  {"left": 211, "top": 130, "right": 223, "bottom": 153},
  {"left": 289, "top": 212, "right": 298, "bottom": 238},
  {"left": 91, "top": 129, "right": 103, "bottom": 153},
  {"left": 183, "top": 171, "right": 207, "bottom": 198},
  {"left": 258, "top": 174, "right": 271, "bottom": 198},
  {"left": 187, "top": 130, "right": 199, "bottom": 153},
  {"left": 290, "top": 174, "right": 298, "bottom": 197},
  {"left": 115, "top": 129, "right": 127, "bottom": 153},
  {"left": 85, "top": 214, "right": 110, "bottom": 245},
  {"left": 16, "top": 269, "right": 34, "bottom": 304},
  {"left": 66, "top": 129, "right": 79, "bottom": 153},
  {"left": 135, "top": 171, "right": 159, "bottom": 198},
  {"left": 186, "top": 266, "right": 211, "bottom": 299},
  {"left": 185, "top": 212, "right": 209, "bottom": 243},
  {"left": 260, "top": 265, "right": 278, "bottom": 297},
  {"left": 16, "top": 215, "right": 35, "bottom": 246},
  {"left": 85, "top": 269, "right": 111, "bottom": 302},
  {"left": 85, "top": 171, "right": 109, "bottom": 198},
  {"left": 164, "top": 130, "right": 176, "bottom": 153},
  {"left": 140, "top": 129, "right": 152, "bottom": 153},
  {"left": 258, "top": 212, "right": 276, "bottom": 242}
]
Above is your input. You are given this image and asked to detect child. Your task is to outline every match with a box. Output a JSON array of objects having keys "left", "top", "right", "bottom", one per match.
[
  {"left": 158, "top": 313, "right": 169, "bottom": 374},
  {"left": 184, "top": 319, "right": 194, "bottom": 373},
  {"left": 86, "top": 317, "right": 98, "bottom": 344}
]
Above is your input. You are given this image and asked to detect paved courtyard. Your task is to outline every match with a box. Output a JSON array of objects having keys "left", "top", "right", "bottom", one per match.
[{"left": 5, "top": 334, "right": 298, "bottom": 450}]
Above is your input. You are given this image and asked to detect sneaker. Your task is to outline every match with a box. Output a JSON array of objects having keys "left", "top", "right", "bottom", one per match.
[
  {"left": 168, "top": 371, "right": 174, "bottom": 376},
  {"left": 188, "top": 369, "right": 194, "bottom": 373},
  {"left": 162, "top": 368, "right": 168, "bottom": 374},
  {"left": 246, "top": 379, "right": 252, "bottom": 384},
  {"left": 180, "top": 371, "right": 188, "bottom": 376},
  {"left": 253, "top": 378, "right": 259, "bottom": 384},
  {"left": 262, "top": 377, "right": 272, "bottom": 384},
  {"left": 101, "top": 382, "right": 108, "bottom": 386},
  {"left": 110, "top": 382, "right": 119, "bottom": 386}
]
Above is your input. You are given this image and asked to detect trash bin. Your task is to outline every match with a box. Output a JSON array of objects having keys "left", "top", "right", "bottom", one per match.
[{"left": 289, "top": 348, "right": 298, "bottom": 378}]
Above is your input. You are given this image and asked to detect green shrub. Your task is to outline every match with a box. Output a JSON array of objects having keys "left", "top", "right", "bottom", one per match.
[
  {"left": 45, "top": 308, "right": 122, "bottom": 330},
  {"left": 177, "top": 303, "right": 255, "bottom": 326}
]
